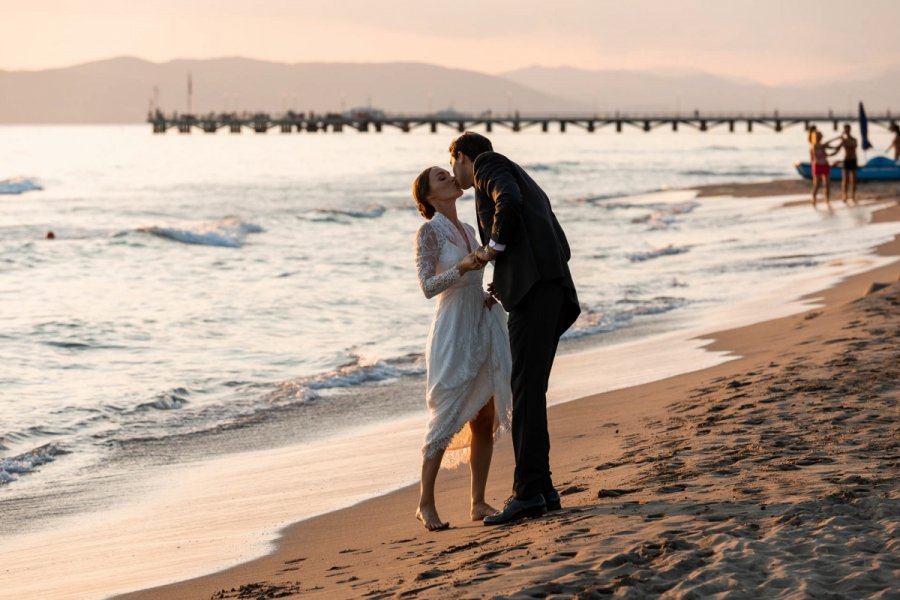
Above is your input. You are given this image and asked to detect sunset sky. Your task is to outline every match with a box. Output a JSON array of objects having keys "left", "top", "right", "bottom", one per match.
[{"left": 4, "top": 0, "right": 898, "bottom": 84}]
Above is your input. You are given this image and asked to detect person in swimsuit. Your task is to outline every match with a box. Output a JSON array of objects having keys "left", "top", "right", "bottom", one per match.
[
  {"left": 827, "top": 124, "right": 858, "bottom": 204},
  {"left": 887, "top": 123, "right": 900, "bottom": 161},
  {"left": 810, "top": 130, "right": 831, "bottom": 208}
]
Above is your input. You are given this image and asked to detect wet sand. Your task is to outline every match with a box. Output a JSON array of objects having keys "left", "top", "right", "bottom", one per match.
[{"left": 120, "top": 180, "right": 899, "bottom": 600}]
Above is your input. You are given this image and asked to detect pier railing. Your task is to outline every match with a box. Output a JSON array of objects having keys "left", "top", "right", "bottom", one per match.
[{"left": 148, "top": 110, "right": 898, "bottom": 134}]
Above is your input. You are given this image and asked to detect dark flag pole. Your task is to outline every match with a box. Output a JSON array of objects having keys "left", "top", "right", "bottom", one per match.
[{"left": 858, "top": 102, "right": 874, "bottom": 157}]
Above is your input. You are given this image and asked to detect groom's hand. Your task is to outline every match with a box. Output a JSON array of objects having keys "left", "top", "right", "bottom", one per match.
[{"left": 475, "top": 245, "right": 497, "bottom": 264}]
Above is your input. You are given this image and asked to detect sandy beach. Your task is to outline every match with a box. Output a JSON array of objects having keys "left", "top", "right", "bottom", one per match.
[{"left": 117, "top": 180, "right": 900, "bottom": 600}]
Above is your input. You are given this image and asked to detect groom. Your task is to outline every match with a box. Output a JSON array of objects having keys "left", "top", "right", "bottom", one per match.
[{"left": 450, "top": 132, "right": 580, "bottom": 525}]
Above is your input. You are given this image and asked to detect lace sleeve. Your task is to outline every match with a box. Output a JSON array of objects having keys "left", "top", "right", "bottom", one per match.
[{"left": 415, "top": 223, "right": 460, "bottom": 299}]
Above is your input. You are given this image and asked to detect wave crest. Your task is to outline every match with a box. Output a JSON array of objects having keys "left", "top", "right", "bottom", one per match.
[
  {"left": 137, "top": 388, "right": 190, "bottom": 411},
  {"left": 138, "top": 216, "right": 263, "bottom": 248},
  {"left": 309, "top": 205, "right": 386, "bottom": 222},
  {"left": 628, "top": 244, "right": 692, "bottom": 262},
  {"left": 264, "top": 353, "right": 425, "bottom": 406},
  {"left": 0, "top": 177, "right": 43, "bottom": 195},
  {"left": 564, "top": 296, "right": 689, "bottom": 339},
  {"left": 0, "top": 443, "right": 69, "bottom": 486}
]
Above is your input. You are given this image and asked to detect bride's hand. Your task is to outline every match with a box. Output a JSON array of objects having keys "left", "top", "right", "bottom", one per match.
[
  {"left": 457, "top": 251, "right": 484, "bottom": 274},
  {"left": 484, "top": 291, "right": 498, "bottom": 310}
]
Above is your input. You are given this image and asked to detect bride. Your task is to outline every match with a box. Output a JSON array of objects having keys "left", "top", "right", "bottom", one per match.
[{"left": 412, "top": 166, "right": 512, "bottom": 531}]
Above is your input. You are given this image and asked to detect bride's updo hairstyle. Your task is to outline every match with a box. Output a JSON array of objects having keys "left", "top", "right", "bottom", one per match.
[{"left": 413, "top": 167, "right": 436, "bottom": 220}]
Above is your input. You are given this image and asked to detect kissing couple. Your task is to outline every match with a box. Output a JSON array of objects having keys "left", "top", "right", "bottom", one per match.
[{"left": 412, "top": 132, "right": 580, "bottom": 530}]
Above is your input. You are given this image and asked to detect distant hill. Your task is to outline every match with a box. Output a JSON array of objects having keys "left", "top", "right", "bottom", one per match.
[
  {"left": 0, "top": 57, "right": 579, "bottom": 124},
  {"left": 500, "top": 66, "right": 900, "bottom": 115},
  {"left": 0, "top": 57, "right": 897, "bottom": 123}
]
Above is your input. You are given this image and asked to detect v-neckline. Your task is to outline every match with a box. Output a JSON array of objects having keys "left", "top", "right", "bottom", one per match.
[{"left": 436, "top": 213, "right": 472, "bottom": 253}]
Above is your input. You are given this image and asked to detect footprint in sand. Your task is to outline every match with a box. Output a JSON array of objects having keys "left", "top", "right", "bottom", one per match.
[
  {"left": 549, "top": 551, "right": 578, "bottom": 563},
  {"left": 595, "top": 460, "right": 626, "bottom": 471},
  {"left": 658, "top": 484, "right": 687, "bottom": 494},
  {"left": 415, "top": 568, "right": 450, "bottom": 581},
  {"left": 598, "top": 488, "right": 641, "bottom": 498}
]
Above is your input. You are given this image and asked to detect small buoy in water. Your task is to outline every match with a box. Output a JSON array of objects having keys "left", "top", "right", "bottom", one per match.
[{"left": 46, "top": 231, "right": 55, "bottom": 239}]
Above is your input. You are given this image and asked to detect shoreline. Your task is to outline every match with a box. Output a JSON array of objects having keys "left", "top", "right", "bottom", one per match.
[{"left": 119, "top": 180, "right": 900, "bottom": 600}]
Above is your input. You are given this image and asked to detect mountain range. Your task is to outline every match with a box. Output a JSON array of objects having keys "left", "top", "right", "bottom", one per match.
[{"left": 0, "top": 57, "right": 897, "bottom": 123}]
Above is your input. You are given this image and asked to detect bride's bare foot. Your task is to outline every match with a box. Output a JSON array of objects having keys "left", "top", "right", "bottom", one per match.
[
  {"left": 470, "top": 501, "right": 498, "bottom": 521},
  {"left": 416, "top": 505, "right": 449, "bottom": 531}
]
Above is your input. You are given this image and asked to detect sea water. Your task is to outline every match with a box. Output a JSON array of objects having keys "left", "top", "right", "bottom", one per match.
[{"left": 1, "top": 125, "right": 898, "bottom": 598}]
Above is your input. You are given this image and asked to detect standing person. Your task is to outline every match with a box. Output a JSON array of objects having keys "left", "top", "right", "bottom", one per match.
[
  {"left": 807, "top": 124, "right": 818, "bottom": 146},
  {"left": 450, "top": 132, "right": 580, "bottom": 526},
  {"left": 810, "top": 130, "right": 831, "bottom": 209},
  {"left": 828, "top": 124, "right": 858, "bottom": 204},
  {"left": 887, "top": 123, "right": 900, "bottom": 161},
  {"left": 411, "top": 166, "right": 513, "bottom": 531}
]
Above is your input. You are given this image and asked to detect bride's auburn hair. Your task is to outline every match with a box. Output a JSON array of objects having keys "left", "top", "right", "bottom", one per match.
[{"left": 412, "top": 167, "right": 436, "bottom": 220}]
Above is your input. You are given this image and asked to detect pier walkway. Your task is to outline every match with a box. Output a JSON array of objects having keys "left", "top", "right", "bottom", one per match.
[{"left": 148, "top": 110, "right": 898, "bottom": 134}]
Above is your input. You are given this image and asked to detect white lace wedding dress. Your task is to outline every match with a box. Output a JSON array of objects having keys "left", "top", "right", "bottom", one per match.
[{"left": 414, "top": 212, "right": 512, "bottom": 468}]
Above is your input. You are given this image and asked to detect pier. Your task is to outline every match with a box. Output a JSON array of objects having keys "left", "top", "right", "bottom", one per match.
[{"left": 148, "top": 110, "right": 898, "bottom": 135}]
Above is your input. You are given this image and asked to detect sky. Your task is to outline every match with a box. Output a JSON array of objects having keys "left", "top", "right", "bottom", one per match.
[{"left": 3, "top": 0, "right": 899, "bottom": 85}]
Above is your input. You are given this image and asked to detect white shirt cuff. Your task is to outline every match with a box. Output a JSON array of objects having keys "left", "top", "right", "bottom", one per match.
[{"left": 488, "top": 240, "right": 506, "bottom": 252}]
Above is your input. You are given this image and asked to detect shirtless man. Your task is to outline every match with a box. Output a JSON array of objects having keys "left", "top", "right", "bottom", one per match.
[
  {"left": 887, "top": 123, "right": 900, "bottom": 161},
  {"left": 828, "top": 124, "right": 858, "bottom": 204}
]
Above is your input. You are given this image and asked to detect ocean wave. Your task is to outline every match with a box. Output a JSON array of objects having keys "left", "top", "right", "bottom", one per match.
[
  {"left": 628, "top": 244, "right": 692, "bottom": 262},
  {"left": 573, "top": 192, "right": 637, "bottom": 204},
  {"left": 265, "top": 353, "right": 425, "bottom": 405},
  {"left": 753, "top": 258, "right": 820, "bottom": 271},
  {"left": 138, "top": 216, "right": 263, "bottom": 248},
  {"left": 43, "top": 340, "right": 94, "bottom": 349},
  {"left": 564, "top": 296, "right": 689, "bottom": 339},
  {"left": 679, "top": 169, "right": 787, "bottom": 178},
  {"left": 109, "top": 354, "right": 426, "bottom": 444},
  {"left": 522, "top": 160, "right": 582, "bottom": 172},
  {"left": 595, "top": 201, "right": 646, "bottom": 210},
  {"left": 0, "top": 177, "right": 43, "bottom": 195},
  {"left": 631, "top": 201, "right": 700, "bottom": 229},
  {"left": 619, "top": 296, "right": 690, "bottom": 316},
  {"left": 309, "top": 204, "right": 386, "bottom": 222},
  {"left": 136, "top": 388, "right": 190, "bottom": 411},
  {"left": 0, "top": 443, "right": 69, "bottom": 486}
]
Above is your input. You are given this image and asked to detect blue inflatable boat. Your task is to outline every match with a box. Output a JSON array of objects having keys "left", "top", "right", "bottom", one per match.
[{"left": 795, "top": 156, "right": 900, "bottom": 181}]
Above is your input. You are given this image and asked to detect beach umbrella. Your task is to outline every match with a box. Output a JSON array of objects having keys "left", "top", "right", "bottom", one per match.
[{"left": 858, "top": 102, "right": 874, "bottom": 151}]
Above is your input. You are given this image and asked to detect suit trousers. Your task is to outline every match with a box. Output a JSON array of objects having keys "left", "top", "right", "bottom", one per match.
[{"left": 507, "top": 278, "right": 569, "bottom": 500}]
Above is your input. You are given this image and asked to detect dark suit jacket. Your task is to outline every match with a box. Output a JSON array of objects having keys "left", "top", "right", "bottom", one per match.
[{"left": 473, "top": 151, "right": 580, "bottom": 330}]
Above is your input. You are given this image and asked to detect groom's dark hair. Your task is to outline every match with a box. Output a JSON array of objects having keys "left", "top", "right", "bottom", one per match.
[{"left": 449, "top": 132, "right": 493, "bottom": 162}]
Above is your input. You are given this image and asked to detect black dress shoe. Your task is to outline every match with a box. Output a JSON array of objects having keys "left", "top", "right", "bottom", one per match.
[
  {"left": 544, "top": 488, "right": 561, "bottom": 511},
  {"left": 483, "top": 494, "right": 546, "bottom": 525}
]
